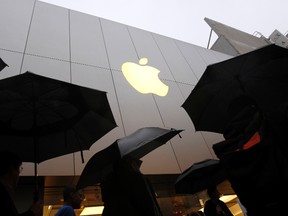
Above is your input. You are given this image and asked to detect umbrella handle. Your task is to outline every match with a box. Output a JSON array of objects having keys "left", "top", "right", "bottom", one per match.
[{"left": 33, "top": 190, "right": 39, "bottom": 202}]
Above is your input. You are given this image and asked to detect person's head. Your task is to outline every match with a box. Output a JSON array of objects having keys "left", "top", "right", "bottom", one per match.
[
  {"left": 63, "top": 185, "right": 83, "bottom": 209},
  {"left": 0, "top": 151, "right": 23, "bottom": 188},
  {"left": 207, "top": 186, "right": 221, "bottom": 201}
]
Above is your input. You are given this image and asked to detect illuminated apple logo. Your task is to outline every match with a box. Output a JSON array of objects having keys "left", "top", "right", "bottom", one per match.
[{"left": 121, "top": 58, "right": 169, "bottom": 96}]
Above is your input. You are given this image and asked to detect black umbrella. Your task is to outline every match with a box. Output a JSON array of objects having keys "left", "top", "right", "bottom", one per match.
[
  {"left": 77, "top": 127, "right": 183, "bottom": 189},
  {"left": 0, "top": 58, "right": 8, "bottom": 71},
  {"left": 0, "top": 71, "right": 117, "bottom": 176},
  {"left": 181, "top": 44, "right": 288, "bottom": 134},
  {"left": 175, "top": 159, "right": 227, "bottom": 195}
]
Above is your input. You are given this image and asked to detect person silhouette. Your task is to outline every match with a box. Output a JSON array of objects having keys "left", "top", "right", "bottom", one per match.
[
  {"left": 54, "top": 185, "right": 84, "bottom": 216},
  {"left": 0, "top": 151, "right": 43, "bottom": 216},
  {"left": 204, "top": 186, "right": 233, "bottom": 216},
  {"left": 213, "top": 96, "right": 288, "bottom": 215},
  {"left": 101, "top": 156, "right": 163, "bottom": 216}
]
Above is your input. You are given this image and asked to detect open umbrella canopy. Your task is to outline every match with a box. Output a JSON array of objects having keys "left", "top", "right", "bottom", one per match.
[
  {"left": 0, "top": 71, "right": 117, "bottom": 164},
  {"left": 182, "top": 44, "right": 288, "bottom": 134},
  {"left": 77, "top": 127, "right": 183, "bottom": 189},
  {"left": 175, "top": 159, "right": 227, "bottom": 195},
  {"left": 0, "top": 58, "right": 8, "bottom": 71}
]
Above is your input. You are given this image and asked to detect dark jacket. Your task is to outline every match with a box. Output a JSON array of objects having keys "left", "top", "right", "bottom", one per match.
[
  {"left": 0, "top": 182, "right": 35, "bottom": 216},
  {"left": 213, "top": 109, "right": 288, "bottom": 215},
  {"left": 204, "top": 199, "right": 233, "bottom": 216},
  {"left": 101, "top": 159, "right": 163, "bottom": 216}
]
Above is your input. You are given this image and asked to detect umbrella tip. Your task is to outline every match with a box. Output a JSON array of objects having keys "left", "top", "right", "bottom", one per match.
[{"left": 171, "top": 128, "right": 183, "bottom": 138}]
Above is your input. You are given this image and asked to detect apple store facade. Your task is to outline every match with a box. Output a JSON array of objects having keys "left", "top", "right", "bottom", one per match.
[{"left": 0, "top": 0, "right": 233, "bottom": 214}]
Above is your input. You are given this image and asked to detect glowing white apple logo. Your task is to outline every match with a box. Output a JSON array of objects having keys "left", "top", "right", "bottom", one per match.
[{"left": 121, "top": 58, "right": 169, "bottom": 96}]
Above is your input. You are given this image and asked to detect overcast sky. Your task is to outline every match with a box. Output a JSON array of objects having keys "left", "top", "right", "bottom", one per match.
[{"left": 40, "top": 0, "right": 287, "bottom": 48}]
